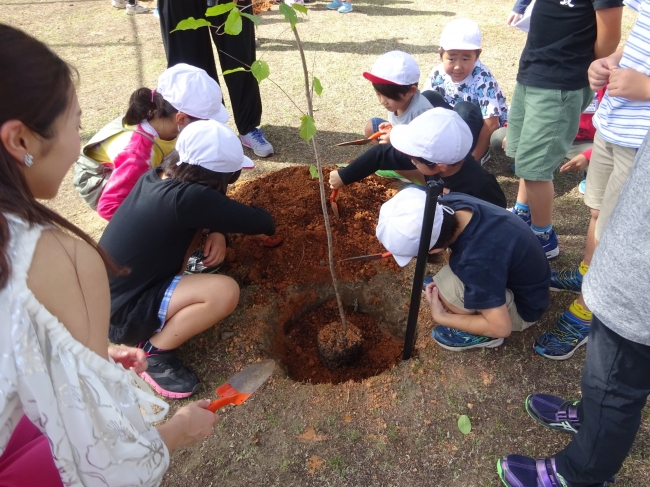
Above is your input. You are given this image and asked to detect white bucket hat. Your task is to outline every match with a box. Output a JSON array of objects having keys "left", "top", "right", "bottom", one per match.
[
  {"left": 157, "top": 63, "right": 229, "bottom": 124},
  {"left": 176, "top": 120, "right": 254, "bottom": 172},
  {"left": 439, "top": 18, "right": 482, "bottom": 51},
  {"left": 390, "top": 108, "right": 473, "bottom": 164},
  {"left": 376, "top": 186, "right": 445, "bottom": 267},
  {"left": 363, "top": 51, "right": 420, "bottom": 86}
]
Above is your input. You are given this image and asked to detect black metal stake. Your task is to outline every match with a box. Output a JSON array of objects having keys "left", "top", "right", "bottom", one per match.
[{"left": 402, "top": 179, "right": 445, "bottom": 360}]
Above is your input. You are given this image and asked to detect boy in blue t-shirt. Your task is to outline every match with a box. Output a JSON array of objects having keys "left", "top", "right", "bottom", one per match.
[
  {"left": 376, "top": 188, "right": 550, "bottom": 351},
  {"left": 423, "top": 18, "right": 508, "bottom": 165}
]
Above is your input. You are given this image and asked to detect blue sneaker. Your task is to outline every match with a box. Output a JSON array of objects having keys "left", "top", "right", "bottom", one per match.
[
  {"left": 525, "top": 394, "right": 581, "bottom": 434},
  {"left": 535, "top": 228, "right": 559, "bottom": 259},
  {"left": 337, "top": 1, "right": 353, "bottom": 12},
  {"left": 422, "top": 275, "right": 433, "bottom": 292},
  {"left": 509, "top": 206, "right": 531, "bottom": 226},
  {"left": 326, "top": 0, "right": 342, "bottom": 8},
  {"left": 578, "top": 179, "right": 586, "bottom": 194},
  {"left": 497, "top": 455, "right": 608, "bottom": 487},
  {"left": 432, "top": 326, "right": 503, "bottom": 351},
  {"left": 534, "top": 311, "right": 590, "bottom": 360},
  {"left": 550, "top": 268, "right": 583, "bottom": 293}
]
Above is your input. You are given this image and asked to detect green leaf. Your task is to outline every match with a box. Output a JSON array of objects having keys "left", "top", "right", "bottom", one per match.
[
  {"left": 313, "top": 76, "right": 323, "bottom": 96},
  {"left": 240, "top": 12, "right": 261, "bottom": 25},
  {"left": 223, "top": 67, "right": 248, "bottom": 75},
  {"left": 292, "top": 3, "right": 308, "bottom": 14},
  {"left": 250, "top": 60, "right": 270, "bottom": 84},
  {"left": 205, "top": 2, "right": 236, "bottom": 17},
  {"left": 309, "top": 165, "right": 318, "bottom": 179},
  {"left": 171, "top": 17, "right": 211, "bottom": 33},
  {"left": 300, "top": 115, "right": 317, "bottom": 143},
  {"left": 458, "top": 415, "right": 472, "bottom": 435},
  {"left": 224, "top": 8, "right": 242, "bottom": 35},
  {"left": 279, "top": 3, "right": 298, "bottom": 29}
]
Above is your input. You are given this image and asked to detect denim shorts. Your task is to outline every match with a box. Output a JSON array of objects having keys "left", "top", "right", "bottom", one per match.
[
  {"left": 371, "top": 117, "right": 388, "bottom": 133},
  {"left": 155, "top": 275, "right": 183, "bottom": 332}
]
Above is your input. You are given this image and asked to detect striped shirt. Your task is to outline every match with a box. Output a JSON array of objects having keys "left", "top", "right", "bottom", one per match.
[{"left": 594, "top": 0, "right": 650, "bottom": 148}]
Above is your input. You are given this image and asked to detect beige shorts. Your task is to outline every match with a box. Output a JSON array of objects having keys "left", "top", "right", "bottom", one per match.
[
  {"left": 584, "top": 132, "right": 637, "bottom": 240},
  {"left": 432, "top": 265, "right": 535, "bottom": 332}
]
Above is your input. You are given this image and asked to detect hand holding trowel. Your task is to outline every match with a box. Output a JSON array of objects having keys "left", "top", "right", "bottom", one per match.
[{"left": 206, "top": 359, "right": 275, "bottom": 413}]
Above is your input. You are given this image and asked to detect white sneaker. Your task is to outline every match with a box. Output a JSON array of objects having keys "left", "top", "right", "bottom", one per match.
[
  {"left": 240, "top": 128, "right": 274, "bottom": 157},
  {"left": 112, "top": 0, "right": 127, "bottom": 8},
  {"left": 126, "top": 2, "right": 150, "bottom": 14}
]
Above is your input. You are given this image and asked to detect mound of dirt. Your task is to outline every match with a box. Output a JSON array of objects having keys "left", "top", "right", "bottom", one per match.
[{"left": 226, "top": 166, "right": 402, "bottom": 291}]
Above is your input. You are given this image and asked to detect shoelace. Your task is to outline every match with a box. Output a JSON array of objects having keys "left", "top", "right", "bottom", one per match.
[{"left": 250, "top": 128, "right": 268, "bottom": 145}]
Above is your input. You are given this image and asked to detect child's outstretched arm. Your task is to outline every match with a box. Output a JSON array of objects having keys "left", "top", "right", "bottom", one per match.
[{"left": 560, "top": 149, "right": 591, "bottom": 173}]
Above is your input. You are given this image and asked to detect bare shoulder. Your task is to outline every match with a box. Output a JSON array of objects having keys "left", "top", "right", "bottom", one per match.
[{"left": 27, "top": 229, "right": 110, "bottom": 359}]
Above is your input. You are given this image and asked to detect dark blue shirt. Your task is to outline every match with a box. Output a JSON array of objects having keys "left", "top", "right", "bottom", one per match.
[{"left": 443, "top": 193, "right": 550, "bottom": 322}]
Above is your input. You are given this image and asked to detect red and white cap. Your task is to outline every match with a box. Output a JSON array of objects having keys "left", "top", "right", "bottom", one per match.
[
  {"left": 440, "top": 18, "right": 482, "bottom": 51},
  {"left": 376, "top": 186, "right": 445, "bottom": 267},
  {"left": 176, "top": 120, "right": 254, "bottom": 172},
  {"left": 363, "top": 51, "right": 420, "bottom": 86},
  {"left": 157, "top": 63, "right": 230, "bottom": 124},
  {"left": 390, "top": 108, "right": 472, "bottom": 164}
]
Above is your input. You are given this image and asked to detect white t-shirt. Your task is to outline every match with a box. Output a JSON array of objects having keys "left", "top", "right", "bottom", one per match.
[{"left": 594, "top": 0, "right": 650, "bottom": 149}]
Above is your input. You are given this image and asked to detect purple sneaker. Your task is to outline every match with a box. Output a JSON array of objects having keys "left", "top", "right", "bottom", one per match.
[
  {"left": 525, "top": 394, "right": 580, "bottom": 434},
  {"left": 497, "top": 455, "right": 609, "bottom": 487}
]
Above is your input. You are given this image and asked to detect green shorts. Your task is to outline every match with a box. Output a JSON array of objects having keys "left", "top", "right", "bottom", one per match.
[{"left": 506, "top": 83, "right": 593, "bottom": 181}]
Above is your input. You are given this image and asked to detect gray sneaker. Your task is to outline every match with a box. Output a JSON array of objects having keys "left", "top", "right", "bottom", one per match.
[
  {"left": 126, "top": 2, "right": 150, "bottom": 14},
  {"left": 240, "top": 128, "right": 274, "bottom": 157},
  {"left": 111, "top": 0, "right": 126, "bottom": 8}
]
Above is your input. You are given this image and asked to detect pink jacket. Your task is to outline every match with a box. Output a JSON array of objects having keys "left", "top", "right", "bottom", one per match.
[{"left": 97, "top": 126, "right": 156, "bottom": 221}]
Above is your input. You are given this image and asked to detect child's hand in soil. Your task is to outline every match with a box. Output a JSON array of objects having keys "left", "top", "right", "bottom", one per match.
[
  {"left": 377, "top": 122, "right": 392, "bottom": 144},
  {"left": 108, "top": 345, "right": 148, "bottom": 373},
  {"left": 560, "top": 153, "right": 589, "bottom": 173},
  {"left": 329, "top": 170, "right": 344, "bottom": 189},
  {"left": 424, "top": 282, "right": 450, "bottom": 323},
  {"left": 203, "top": 232, "right": 227, "bottom": 266}
]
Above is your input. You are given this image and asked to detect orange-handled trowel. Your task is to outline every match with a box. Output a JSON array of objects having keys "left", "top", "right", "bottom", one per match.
[{"left": 206, "top": 360, "right": 275, "bottom": 413}]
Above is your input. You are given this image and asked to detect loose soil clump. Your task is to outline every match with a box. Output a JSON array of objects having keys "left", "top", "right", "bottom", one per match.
[
  {"left": 317, "top": 321, "right": 363, "bottom": 370},
  {"left": 227, "top": 166, "right": 401, "bottom": 291},
  {"left": 283, "top": 300, "right": 403, "bottom": 384}
]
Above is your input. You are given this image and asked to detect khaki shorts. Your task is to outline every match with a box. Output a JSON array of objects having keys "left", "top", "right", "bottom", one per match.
[
  {"left": 506, "top": 83, "right": 593, "bottom": 181},
  {"left": 584, "top": 132, "right": 637, "bottom": 240},
  {"left": 432, "top": 265, "right": 535, "bottom": 332}
]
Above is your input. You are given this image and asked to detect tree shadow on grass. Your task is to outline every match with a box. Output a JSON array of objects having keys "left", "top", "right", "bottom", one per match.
[{"left": 258, "top": 36, "right": 438, "bottom": 55}]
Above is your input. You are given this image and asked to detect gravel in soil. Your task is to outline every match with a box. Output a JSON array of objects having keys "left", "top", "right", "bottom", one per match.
[
  {"left": 226, "top": 166, "right": 402, "bottom": 290},
  {"left": 283, "top": 300, "right": 403, "bottom": 384}
]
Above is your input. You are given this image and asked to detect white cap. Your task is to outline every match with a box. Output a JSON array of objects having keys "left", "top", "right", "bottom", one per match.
[
  {"left": 390, "top": 108, "right": 473, "bottom": 164},
  {"left": 439, "top": 18, "right": 482, "bottom": 51},
  {"left": 363, "top": 51, "right": 420, "bottom": 86},
  {"left": 376, "top": 186, "right": 444, "bottom": 267},
  {"left": 176, "top": 120, "right": 254, "bottom": 172},
  {"left": 157, "top": 63, "right": 229, "bottom": 124}
]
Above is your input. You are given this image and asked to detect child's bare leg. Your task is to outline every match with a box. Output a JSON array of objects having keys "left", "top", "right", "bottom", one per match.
[
  {"left": 364, "top": 119, "right": 374, "bottom": 138},
  {"left": 149, "top": 274, "right": 239, "bottom": 350}
]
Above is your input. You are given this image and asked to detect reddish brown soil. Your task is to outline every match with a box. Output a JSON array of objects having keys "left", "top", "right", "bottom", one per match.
[
  {"left": 317, "top": 321, "right": 363, "bottom": 370},
  {"left": 226, "top": 166, "right": 402, "bottom": 291},
  {"left": 283, "top": 300, "right": 404, "bottom": 384}
]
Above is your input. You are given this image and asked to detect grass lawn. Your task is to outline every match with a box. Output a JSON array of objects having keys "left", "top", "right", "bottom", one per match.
[{"left": 2, "top": 1, "right": 647, "bottom": 485}]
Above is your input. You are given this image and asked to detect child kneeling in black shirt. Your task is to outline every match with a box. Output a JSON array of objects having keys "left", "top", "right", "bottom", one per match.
[
  {"left": 376, "top": 188, "right": 550, "bottom": 351},
  {"left": 100, "top": 120, "right": 277, "bottom": 398},
  {"left": 330, "top": 108, "right": 506, "bottom": 208}
]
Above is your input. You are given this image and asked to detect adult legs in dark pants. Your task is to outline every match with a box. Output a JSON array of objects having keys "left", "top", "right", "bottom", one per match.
[
  {"left": 157, "top": 0, "right": 272, "bottom": 156},
  {"left": 555, "top": 315, "right": 650, "bottom": 486},
  {"left": 498, "top": 314, "right": 650, "bottom": 486}
]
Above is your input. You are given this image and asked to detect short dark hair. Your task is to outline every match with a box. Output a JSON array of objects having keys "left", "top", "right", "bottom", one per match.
[
  {"left": 372, "top": 82, "right": 417, "bottom": 101},
  {"left": 123, "top": 87, "right": 178, "bottom": 126},
  {"left": 158, "top": 150, "right": 241, "bottom": 195},
  {"left": 439, "top": 48, "right": 481, "bottom": 58},
  {"left": 431, "top": 204, "right": 459, "bottom": 250}
]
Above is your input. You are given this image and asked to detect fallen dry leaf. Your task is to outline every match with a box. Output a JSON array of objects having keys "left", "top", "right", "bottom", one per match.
[{"left": 344, "top": 414, "right": 352, "bottom": 423}]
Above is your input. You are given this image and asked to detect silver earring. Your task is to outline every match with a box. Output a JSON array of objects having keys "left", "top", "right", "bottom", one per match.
[{"left": 23, "top": 154, "right": 34, "bottom": 167}]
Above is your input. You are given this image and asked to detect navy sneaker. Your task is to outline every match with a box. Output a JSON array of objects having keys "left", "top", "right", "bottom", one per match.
[
  {"left": 525, "top": 394, "right": 581, "bottom": 434},
  {"left": 140, "top": 351, "right": 202, "bottom": 399},
  {"left": 550, "top": 268, "right": 583, "bottom": 293},
  {"left": 509, "top": 206, "right": 531, "bottom": 226},
  {"left": 497, "top": 455, "right": 608, "bottom": 487},
  {"left": 432, "top": 326, "right": 503, "bottom": 351},
  {"left": 534, "top": 311, "right": 590, "bottom": 360},
  {"left": 535, "top": 228, "right": 559, "bottom": 259}
]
